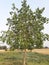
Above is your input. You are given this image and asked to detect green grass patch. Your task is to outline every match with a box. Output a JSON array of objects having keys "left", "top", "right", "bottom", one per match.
[{"left": 0, "top": 51, "right": 49, "bottom": 65}]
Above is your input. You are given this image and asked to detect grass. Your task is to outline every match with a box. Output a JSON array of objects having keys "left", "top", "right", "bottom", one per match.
[
  {"left": 0, "top": 51, "right": 49, "bottom": 65},
  {"left": 31, "top": 49, "right": 49, "bottom": 55}
]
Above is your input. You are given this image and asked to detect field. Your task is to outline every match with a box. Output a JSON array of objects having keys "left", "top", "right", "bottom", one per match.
[
  {"left": 0, "top": 49, "right": 49, "bottom": 65},
  {"left": 0, "top": 49, "right": 49, "bottom": 54},
  {"left": 32, "top": 49, "right": 49, "bottom": 55}
]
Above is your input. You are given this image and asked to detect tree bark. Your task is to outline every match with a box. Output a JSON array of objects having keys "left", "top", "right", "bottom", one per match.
[{"left": 23, "top": 49, "right": 26, "bottom": 65}]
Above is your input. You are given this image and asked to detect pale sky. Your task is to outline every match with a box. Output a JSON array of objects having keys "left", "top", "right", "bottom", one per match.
[{"left": 0, "top": 0, "right": 49, "bottom": 47}]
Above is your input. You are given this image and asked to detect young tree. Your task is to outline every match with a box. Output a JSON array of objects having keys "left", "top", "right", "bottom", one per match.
[{"left": 0, "top": 0, "right": 49, "bottom": 65}]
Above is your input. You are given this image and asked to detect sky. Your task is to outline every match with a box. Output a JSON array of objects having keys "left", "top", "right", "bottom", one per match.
[{"left": 0, "top": 0, "right": 49, "bottom": 47}]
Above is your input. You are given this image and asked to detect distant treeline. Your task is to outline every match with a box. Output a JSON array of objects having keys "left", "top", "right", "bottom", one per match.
[
  {"left": 0, "top": 46, "right": 7, "bottom": 51},
  {"left": 0, "top": 46, "right": 49, "bottom": 51}
]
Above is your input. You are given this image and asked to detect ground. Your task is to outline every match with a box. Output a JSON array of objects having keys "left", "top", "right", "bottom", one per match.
[
  {"left": 0, "top": 49, "right": 49, "bottom": 65},
  {"left": 0, "top": 48, "right": 49, "bottom": 54}
]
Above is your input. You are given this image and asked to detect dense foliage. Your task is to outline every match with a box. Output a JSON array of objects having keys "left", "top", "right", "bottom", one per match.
[{"left": 0, "top": 0, "right": 49, "bottom": 50}]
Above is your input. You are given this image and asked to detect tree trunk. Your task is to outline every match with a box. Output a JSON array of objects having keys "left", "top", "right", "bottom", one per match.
[{"left": 23, "top": 49, "right": 26, "bottom": 65}]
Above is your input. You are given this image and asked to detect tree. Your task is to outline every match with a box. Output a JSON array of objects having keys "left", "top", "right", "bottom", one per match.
[{"left": 0, "top": 0, "right": 49, "bottom": 65}]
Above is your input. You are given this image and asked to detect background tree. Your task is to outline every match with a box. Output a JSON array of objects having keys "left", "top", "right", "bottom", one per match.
[{"left": 0, "top": 0, "right": 49, "bottom": 65}]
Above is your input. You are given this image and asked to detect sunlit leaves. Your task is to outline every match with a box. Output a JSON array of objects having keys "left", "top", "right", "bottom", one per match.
[{"left": 0, "top": 0, "right": 49, "bottom": 50}]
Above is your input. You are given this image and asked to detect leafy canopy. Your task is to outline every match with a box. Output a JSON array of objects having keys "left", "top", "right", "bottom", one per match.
[{"left": 0, "top": 0, "right": 49, "bottom": 50}]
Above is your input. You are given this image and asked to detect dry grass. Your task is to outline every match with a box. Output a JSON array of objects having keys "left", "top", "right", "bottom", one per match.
[
  {"left": 0, "top": 49, "right": 49, "bottom": 55},
  {"left": 32, "top": 49, "right": 49, "bottom": 55}
]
